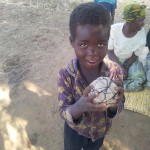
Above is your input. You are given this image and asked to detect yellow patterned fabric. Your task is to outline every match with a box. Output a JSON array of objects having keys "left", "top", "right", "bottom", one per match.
[
  {"left": 123, "top": 3, "right": 146, "bottom": 22},
  {"left": 124, "top": 88, "right": 150, "bottom": 116}
]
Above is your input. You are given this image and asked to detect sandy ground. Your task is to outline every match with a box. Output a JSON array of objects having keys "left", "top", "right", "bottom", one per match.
[{"left": 0, "top": 0, "right": 150, "bottom": 150}]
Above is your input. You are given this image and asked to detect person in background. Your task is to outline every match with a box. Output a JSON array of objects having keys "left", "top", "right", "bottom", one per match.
[
  {"left": 108, "top": 3, "right": 148, "bottom": 91},
  {"left": 145, "top": 29, "right": 150, "bottom": 89},
  {"left": 146, "top": 29, "right": 150, "bottom": 50},
  {"left": 57, "top": 2, "right": 124, "bottom": 150},
  {"left": 95, "top": 0, "right": 117, "bottom": 24}
]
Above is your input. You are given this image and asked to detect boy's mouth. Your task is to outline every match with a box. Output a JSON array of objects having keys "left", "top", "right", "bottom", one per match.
[
  {"left": 86, "top": 59, "right": 98, "bottom": 65},
  {"left": 88, "top": 60, "right": 96, "bottom": 63}
]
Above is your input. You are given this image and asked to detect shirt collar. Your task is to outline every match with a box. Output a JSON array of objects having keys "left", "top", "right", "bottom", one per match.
[{"left": 66, "top": 57, "right": 110, "bottom": 87}]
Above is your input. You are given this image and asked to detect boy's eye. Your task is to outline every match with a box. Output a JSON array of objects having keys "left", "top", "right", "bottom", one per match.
[
  {"left": 98, "top": 43, "right": 105, "bottom": 48},
  {"left": 80, "top": 43, "right": 87, "bottom": 48}
]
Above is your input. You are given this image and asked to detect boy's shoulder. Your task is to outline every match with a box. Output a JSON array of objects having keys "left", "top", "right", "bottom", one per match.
[
  {"left": 103, "top": 58, "right": 123, "bottom": 80},
  {"left": 103, "top": 58, "right": 121, "bottom": 70},
  {"left": 59, "top": 58, "right": 78, "bottom": 78}
]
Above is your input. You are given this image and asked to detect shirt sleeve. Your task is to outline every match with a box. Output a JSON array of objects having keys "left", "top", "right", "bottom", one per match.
[
  {"left": 106, "top": 94, "right": 125, "bottom": 118},
  {"left": 57, "top": 69, "right": 82, "bottom": 126},
  {"left": 107, "top": 63, "right": 125, "bottom": 118}
]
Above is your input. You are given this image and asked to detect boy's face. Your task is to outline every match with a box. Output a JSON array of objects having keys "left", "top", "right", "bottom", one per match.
[{"left": 70, "top": 24, "right": 110, "bottom": 70}]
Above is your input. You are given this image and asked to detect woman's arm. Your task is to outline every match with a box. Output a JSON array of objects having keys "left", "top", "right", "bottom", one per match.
[
  {"left": 108, "top": 50, "right": 123, "bottom": 68},
  {"left": 108, "top": 50, "right": 129, "bottom": 79},
  {"left": 123, "top": 52, "right": 138, "bottom": 70}
]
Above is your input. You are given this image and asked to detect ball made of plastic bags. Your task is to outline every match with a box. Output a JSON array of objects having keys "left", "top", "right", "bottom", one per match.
[{"left": 89, "top": 77, "right": 118, "bottom": 104}]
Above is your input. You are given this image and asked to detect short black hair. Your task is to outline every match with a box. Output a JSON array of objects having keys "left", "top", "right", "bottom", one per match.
[{"left": 69, "top": 2, "right": 111, "bottom": 40}]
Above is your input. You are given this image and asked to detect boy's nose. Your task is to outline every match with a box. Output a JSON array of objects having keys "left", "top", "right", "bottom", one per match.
[{"left": 88, "top": 47, "right": 97, "bottom": 55}]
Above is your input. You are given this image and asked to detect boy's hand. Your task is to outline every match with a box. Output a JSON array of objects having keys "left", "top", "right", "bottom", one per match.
[
  {"left": 77, "top": 85, "right": 109, "bottom": 113},
  {"left": 77, "top": 79, "right": 124, "bottom": 113},
  {"left": 107, "top": 79, "right": 124, "bottom": 112}
]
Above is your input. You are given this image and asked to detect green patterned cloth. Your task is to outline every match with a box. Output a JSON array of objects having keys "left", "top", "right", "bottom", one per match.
[
  {"left": 123, "top": 3, "right": 146, "bottom": 22},
  {"left": 123, "top": 60, "right": 146, "bottom": 91},
  {"left": 145, "top": 52, "right": 150, "bottom": 89}
]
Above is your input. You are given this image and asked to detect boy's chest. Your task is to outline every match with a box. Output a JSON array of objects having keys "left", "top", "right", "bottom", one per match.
[
  {"left": 72, "top": 73, "right": 107, "bottom": 102},
  {"left": 85, "top": 73, "right": 100, "bottom": 85}
]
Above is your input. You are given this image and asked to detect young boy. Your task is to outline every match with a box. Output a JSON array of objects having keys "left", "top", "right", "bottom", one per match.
[
  {"left": 95, "top": 0, "right": 117, "bottom": 24},
  {"left": 57, "top": 2, "right": 124, "bottom": 150}
]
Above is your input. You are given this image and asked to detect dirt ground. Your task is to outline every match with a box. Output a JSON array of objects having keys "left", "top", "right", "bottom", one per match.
[{"left": 0, "top": 0, "right": 150, "bottom": 150}]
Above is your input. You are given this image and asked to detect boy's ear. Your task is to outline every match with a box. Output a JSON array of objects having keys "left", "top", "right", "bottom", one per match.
[{"left": 69, "top": 36, "right": 75, "bottom": 48}]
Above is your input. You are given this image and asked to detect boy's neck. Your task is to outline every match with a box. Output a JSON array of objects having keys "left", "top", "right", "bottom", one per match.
[{"left": 78, "top": 62, "right": 103, "bottom": 84}]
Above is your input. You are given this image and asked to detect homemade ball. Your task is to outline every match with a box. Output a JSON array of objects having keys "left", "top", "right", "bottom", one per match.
[{"left": 89, "top": 77, "right": 118, "bottom": 104}]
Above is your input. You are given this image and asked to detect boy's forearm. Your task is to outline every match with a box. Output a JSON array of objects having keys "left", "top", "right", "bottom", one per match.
[{"left": 69, "top": 101, "right": 84, "bottom": 120}]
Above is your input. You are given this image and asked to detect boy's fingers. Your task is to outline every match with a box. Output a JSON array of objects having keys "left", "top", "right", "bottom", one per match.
[
  {"left": 113, "top": 79, "right": 122, "bottom": 86},
  {"left": 88, "top": 92, "right": 98, "bottom": 102},
  {"left": 105, "top": 96, "right": 120, "bottom": 108},
  {"left": 114, "top": 96, "right": 120, "bottom": 102},
  {"left": 94, "top": 102, "right": 109, "bottom": 111},
  {"left": 115, "top": 86, "right": 124, "bottom": 93},
  {"left": 108, "top": 103, "right": 118, "bottom": 108},
  {"left": 87, "top": 102, "right": 105, "bottom": 110},
  {"left": 83, "top": 85, "right": 93, "bottom": 97}
]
